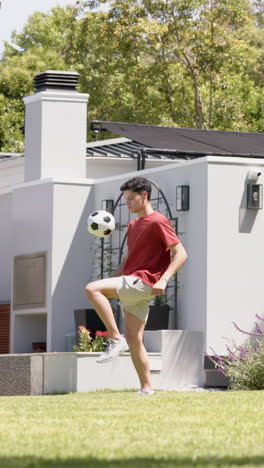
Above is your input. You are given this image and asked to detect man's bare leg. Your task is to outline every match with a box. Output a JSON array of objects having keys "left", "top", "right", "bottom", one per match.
[
  {"left": 124, "top": 310, "right": 153, "bottom": 391},
  {"left": 85, "top": 277, "right": 121, "bottom": 340}
]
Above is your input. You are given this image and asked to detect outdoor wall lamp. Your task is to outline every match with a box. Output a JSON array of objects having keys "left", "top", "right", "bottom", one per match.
[
  {"left": 102, "top": 199, "right": 114, "bottom": 214},
  {"left": 176, "top": 185, "right": 190, "bottom": 211},
  {"left": 90, "top": 121, "right": 107, "bottom": 132},
  {"left": 247, "top": 184, "right": 263, "bottom": 210},
  {"left": 247, "top": 171, "right": 263, "bottom": 210}
]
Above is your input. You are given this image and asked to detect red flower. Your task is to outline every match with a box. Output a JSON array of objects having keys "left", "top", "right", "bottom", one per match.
[{"left": 95, "top": 330, "right": 108, "bottom": 337}]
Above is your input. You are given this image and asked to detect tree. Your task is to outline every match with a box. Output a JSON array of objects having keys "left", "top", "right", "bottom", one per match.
[
  {"left": 0, "top": 0, "right": 264, "bottom": 151},
  {"left": 0, "top": 6, "right": 76, "bottom": 151},
  {"left": 83, "top": 0, "right": 255, "bottom": 130}
]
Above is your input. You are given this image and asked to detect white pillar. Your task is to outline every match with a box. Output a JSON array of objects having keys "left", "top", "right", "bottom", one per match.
[
  {"left": 10, "top": 71, "right": 91, "bottom": 354},
  {"left": 23, "top": 71, "right": 89, "bottom": 181}
]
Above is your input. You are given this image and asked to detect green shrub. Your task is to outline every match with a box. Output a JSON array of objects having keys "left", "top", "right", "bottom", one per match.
[{"left": 207, "top": 314, "right": 264, "bottom": 390}]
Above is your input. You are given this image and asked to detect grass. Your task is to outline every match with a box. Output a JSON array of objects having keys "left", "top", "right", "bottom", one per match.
[{"left": 0, "top": 390, "right": 264, "bottom": 467}]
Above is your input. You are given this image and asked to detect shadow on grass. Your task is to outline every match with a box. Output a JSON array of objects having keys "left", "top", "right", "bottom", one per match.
[{"left": 1, "top": 456, "right": 264, "bottom": 468}]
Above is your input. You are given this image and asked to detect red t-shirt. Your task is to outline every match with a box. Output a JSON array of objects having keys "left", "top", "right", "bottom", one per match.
[{"left": 122, "top": 211, "right": 180, "bottom": 287}]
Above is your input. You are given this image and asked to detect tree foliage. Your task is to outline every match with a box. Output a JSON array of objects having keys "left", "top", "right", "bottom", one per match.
[{"left": 0, "top": 1, "right": 263, "bottom": 151}]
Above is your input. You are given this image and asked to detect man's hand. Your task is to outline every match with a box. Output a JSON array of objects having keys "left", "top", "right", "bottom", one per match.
[
  {"left": 150, "top": 243, "right": 187, "bottom": 296},
  {"left": 151, "top": 278, "right": 168, "bottom": 296}
]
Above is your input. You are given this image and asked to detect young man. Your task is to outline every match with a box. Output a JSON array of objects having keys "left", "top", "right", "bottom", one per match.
[{"left": 85, "top": 177, "right": 187, "bottom": 395}]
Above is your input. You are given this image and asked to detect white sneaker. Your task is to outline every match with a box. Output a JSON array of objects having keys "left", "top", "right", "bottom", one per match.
[
  {"left": 135, "top": 388, "right": 156, "bottom": 396},
  {"left": 96, "top": 337, "right": 129, "bottom": 364}
]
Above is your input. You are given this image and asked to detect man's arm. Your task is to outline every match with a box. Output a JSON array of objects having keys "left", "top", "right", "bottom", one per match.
[{"left": 151, "top": 243, "right": 187, "bottom": 296}]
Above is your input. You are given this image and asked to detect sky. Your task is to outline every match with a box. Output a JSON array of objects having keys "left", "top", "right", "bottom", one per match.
[{"left": 0, "top": 0, "right": 75, "bottom": 55}]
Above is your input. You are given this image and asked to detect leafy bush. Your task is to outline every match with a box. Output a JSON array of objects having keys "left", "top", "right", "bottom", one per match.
[
  {"left": 206, "top": 314, "right": 264, "bottom": 390},
  {"left": 73, "top": 326, "right": 108, "bottom": 352}
]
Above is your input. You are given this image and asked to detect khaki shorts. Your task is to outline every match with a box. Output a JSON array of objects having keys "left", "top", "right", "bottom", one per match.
[{"left": 116, "top": 275, "right": 153, "bottom": 323}]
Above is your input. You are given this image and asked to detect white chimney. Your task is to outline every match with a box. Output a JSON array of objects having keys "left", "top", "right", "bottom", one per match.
[{"left": 23, "top": 70, "right": 89, "bottom": 181}]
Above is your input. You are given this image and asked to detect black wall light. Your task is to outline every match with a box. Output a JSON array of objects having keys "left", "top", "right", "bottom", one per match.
[
  {"left": 247, "top": 171, "right": 263, "bottom": 210},
  {"left": 102, "top": 199, "right": 114, "bottom": 214},
  {"left": 176, "top": 185, "right": 190, "bottom": 211},
  {"left": 247, "top": 184, "right": 263, "bottom": 210}
]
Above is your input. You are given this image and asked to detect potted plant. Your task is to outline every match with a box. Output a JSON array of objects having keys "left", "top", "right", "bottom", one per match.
[
  {"left": 146, "top": 294, "right": 170, "bottom": 330},
  {"left": 73, "top": 326, "right": 109, "bottom": 352}
]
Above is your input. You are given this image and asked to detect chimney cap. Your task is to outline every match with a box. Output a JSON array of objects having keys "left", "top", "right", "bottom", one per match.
[{"left": 34, "top": 70, "right": 79, "bottom": 93}]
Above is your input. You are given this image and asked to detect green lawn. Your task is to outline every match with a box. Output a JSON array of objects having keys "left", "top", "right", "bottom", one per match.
[{"left": 0, "top": 390, "right": 264, "bottom": 468}]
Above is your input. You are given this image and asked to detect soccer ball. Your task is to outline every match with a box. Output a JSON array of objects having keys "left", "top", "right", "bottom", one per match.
[{"left": 87, "top": 210, "right": 115, "bottom": 238}]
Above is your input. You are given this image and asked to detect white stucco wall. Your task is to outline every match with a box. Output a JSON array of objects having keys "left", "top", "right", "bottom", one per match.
[
  {"left": 0, "top": 157, "right": 24, "bottom": 194},
  {"left": 0, "top": 155, "right": 176, "bottom": 193},
  {"left": 50, "top": 180, "right": 94, "bottom": 351},
  {"left": 206, "top": 158, "right": 264, "bottom": 354},
  {"left": 0, "top": 192, "right": 12, "bottom": 301},
  {"left": 92, "top": 157, "right": 264, "bottom": 353},
  {"left": 3, "top": 154, "right": 264, "bottom": 355},
  {"left": 14, "top": 314, "right": 47, "bottom": 353},
  {"left": 92, "top": 160, "right": 208, "bottom": 333},
  {"left": 10, "top": 178, "right": 95, "bottom": 352},
  {"left": 23, "top": 92, "right": 88, "bottom": 181},
  {"left": 86, "top": 157, "right": 177, "bottom": 178},
  {"left": 10, "top": 180, "right": 53, "bottom": 353}
]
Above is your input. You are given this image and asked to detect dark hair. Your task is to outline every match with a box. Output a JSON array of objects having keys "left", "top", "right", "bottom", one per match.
[{"left": 120, "top": 177, "right": 152, "bottom": 200}]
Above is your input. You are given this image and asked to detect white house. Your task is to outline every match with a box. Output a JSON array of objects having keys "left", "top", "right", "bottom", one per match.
[{"left": 1, "top": 70, "right": 264, "bottom": 370}]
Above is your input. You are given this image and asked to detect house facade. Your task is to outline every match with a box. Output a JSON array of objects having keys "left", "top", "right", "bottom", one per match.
[{"left": 1, "top": 70, "right": 264, "bottom": 357}]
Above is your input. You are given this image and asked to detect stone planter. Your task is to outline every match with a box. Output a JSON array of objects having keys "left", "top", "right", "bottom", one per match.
[
  {"left": 0, "top": 352, "right": 161, "bottom": 396},
  {"left": 144, "top": 330, "right": 205, "bottom": 389},
  {"left": 0, "top": 330, "right": 205, "bottom": 395}
]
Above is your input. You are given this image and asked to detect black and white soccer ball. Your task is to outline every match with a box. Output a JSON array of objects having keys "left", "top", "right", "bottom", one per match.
[{"left": 87, "top": 210, "right": 115, "bottom": 238}]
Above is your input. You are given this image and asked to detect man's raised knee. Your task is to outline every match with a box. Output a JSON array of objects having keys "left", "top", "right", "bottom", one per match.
[{"left": 85, "top": 282, "right": 96, "bottom": 298}]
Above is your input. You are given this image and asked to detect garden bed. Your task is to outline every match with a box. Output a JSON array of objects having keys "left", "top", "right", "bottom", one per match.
[{"left": 0, "top": 330, "right": 205, "bottom": 395}]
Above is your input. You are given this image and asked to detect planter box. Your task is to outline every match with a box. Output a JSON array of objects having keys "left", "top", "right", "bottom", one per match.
[
  {"left": 0, "top": 330, "right": 205, "bottom": 395},
  {"left": 0, "top": 354, "right": 43, "bottom": 396},
  {"left": 0, "top": 352, "right": 161, "bottom": 395},
  {"left": 145, "top": 305, "right": 170, "bottom": 330},
  {"left": 144, "top": 330, "right": 205, "bottom": 389},
  {"left": 43, "top": 352, "right": 162, "bottom": 394}
]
